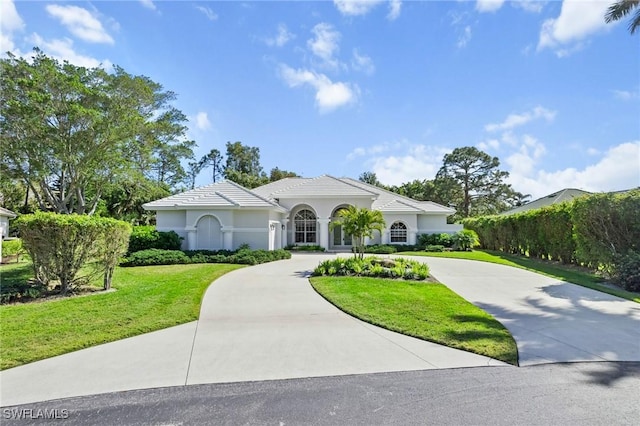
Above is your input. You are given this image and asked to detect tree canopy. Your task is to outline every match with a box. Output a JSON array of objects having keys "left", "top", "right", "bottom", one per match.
[
  {"left": 435, "top": 146, "right": 526, "bottom": 219},
  {"left": 0, "top": 50, "right": 194, "bottom": 216}
]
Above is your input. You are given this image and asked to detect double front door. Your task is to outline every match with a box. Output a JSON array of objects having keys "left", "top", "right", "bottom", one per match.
[{"left": 332, "top": 224, "right": 352, "bottom": 248}]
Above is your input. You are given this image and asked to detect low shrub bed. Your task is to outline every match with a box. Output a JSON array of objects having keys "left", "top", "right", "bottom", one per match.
[
  {"left": 128, "top": 226, "right": 183, "bottom": 254},
  {"left": 313, "top": 256, "right": 430, "bottom": 280},
  {"left": 285, "top": 244, "right": 326, "bottom": 252},
  {"left": 121, "top": 248, "right": 291, "bottom": 267}
]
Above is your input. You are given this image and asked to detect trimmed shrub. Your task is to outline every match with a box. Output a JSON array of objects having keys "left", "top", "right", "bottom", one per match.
[
  {"left": 361, "top": 244, "right": 397, "bottom": 254},
  {"left": 418, "top": 233, "right": 453, "bottom": 248},
  {"left": 128, "top": 226, "right": 183, "bottom": 254},
  {"left": 16, "top": 213, "right": 130, "bottom": 294},
  {"left": 121, "top": 247, "right": 292, "bottom": 267},
  {"left": 285, "top": 244, "right": 326, "bottom": 252},
  {"left": 121, "top": 249, "right": 191, "bottom": 267},
  {"left": 425, "top": 245, "right": 445, "bottom": 252}
]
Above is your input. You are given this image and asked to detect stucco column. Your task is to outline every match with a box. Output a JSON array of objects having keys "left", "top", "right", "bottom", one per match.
[
  {"left": 409, "top": 230, "right": 417, "bottom": 245},
  {"left": 223, "top": 230, "right": 233, "bottom": 250},
  {"left": 280, "top": 223, "right": 287, "bottom": 248},
  {"left": 382, "top": 229, "right": 390, "bottom": 245},
  {"left": 185, "top": 227, "right": 196, "bottom": 250},
  {"left": 317, "top": 218, "right": 330, "bottom": 250}
]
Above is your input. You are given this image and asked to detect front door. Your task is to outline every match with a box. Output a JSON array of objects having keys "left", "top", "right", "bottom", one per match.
[{"left": 332, "top": 225, "right": 352, "bottom": 247}]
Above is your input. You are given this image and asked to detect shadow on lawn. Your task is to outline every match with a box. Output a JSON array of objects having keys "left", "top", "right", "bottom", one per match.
[{"left": 446, "top": 313, "right": 518, "bottom": 365}]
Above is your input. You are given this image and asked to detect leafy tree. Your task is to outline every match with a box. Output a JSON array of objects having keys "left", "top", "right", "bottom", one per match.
[
  {"left": 199, "top": 148, "right": 225, "bottom": 184},
  {"left": 269, "top": 167, "right": 299, "bottom": 182},
  {"left": 330, "top": 206, "right": 386, "bottom": 259},
  {"left": 0, "top": 49, "right": 193, "bottom": 215},
  {"left": 223, "top": 141, "right": 268, "bottom": 188},
  {"left": 186, "top": 161, "right": 203, "bottom": 190},
  {"left": 605, "top": 0, "right": 640, "bottom": 34},
  {"left": 358, "top": 171, "right": 382, "bottom": 187},
  {"left": 435, "top": 147, "right": 523, "bottom": 219}
]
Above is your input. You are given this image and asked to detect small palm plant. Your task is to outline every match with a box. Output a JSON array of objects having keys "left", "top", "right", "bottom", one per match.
[{"left": 330, "top": 206, "right": 386, "bottom": 259}]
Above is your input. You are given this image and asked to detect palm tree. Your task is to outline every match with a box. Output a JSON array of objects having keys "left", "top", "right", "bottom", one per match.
[
  {"left": 330, "top": 206, "right": 386, "bottom": 259},
  {"left": 605, "top": 0, "right": 640, "bottom": 34}
]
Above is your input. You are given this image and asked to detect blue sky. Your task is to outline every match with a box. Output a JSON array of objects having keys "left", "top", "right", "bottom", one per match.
[{"left": 1, "top": 0, "right": 638, "bottom": 199}]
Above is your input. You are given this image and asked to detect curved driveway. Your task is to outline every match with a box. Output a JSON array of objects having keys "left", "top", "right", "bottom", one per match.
[
  {"left": 2, "top": 254, "right": 639, "bottom": 407},
  {"left": 406, "top": 256, "right": 640, "bottom": 366}
]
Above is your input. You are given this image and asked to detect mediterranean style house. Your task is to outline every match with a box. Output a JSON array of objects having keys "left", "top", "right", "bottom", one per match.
[{"left": 143, "top": 175, "right": 462, "bottom": 251}]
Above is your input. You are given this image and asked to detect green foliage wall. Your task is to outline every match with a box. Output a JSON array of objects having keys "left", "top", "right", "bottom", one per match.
[{"left": 463, "top": 189, "right": 640, "bottom": 282}]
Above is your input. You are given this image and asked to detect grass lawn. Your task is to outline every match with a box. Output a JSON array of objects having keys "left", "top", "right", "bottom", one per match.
[
  {"left": 0, "top": 262, "right": 243, "bottom": 370},
  {"left": 310, "top": 276, "right": 518, "bottom": 365},
  {"left": 397, "top": 250, "right": 640, "bottom": 303}
]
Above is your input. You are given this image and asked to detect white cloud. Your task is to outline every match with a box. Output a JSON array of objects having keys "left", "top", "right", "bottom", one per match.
[
  {"left": 477, "top": 138, "right": 501, "bottom": 151},
  {"left": 485, "top": 106, "right": 556, "bottom": 132},
  {"left": 0, "top": 0, "right": 25, "bottom": 54},
  {"left": 387, "top": 0, "right": 402, "bottom": 20},
  {"left": 279, "top": 64, "right": 359, "bottom": 113},
  {"left": 505, "top": 134, "right": 547, "bottom": 176},
  {"left": 507, "top": 141, "right": 640, "bottom": 199},
  {"left": 139, "top": 0, "right": 156, "bottom": 11},
  {"left": 346, "top": 141, "right": 450, "bottom": 186},
  {"left": 307, "top": 23, "right": 341, "bottom": 69},
  {"left": 196, "top": 6, "right": 218, "bottom": 21},
  {"left": 334, "top": 0, "right": 402, "bottom": 20},
  {"left": 457, "top": 26, "right": 472, "bottom": 48},
  {"left": 46, "top": 4, "right": 114, "bottom": 44},
  {"left": 476, "top": 0, "right": 505, "bottom": 13},
  {"left": 195, "top": 112, "right": 212, "bottom": 131},
  {"left": 514, "top": 1, "right": 545, "bottom": 14},
  {"left": 334, "top": 0, "right": 384, "bottom": 16},
  {"left": 28, "top": 33, "right": 111, "bottom": 69},
  {"left": 351, "top": 49, "right": 375, "bottom": 74},
  {"left": 537, "top": 0, "right": 611, "bottom": 56},
  {"left": 266, "top": 24, "right": 294, "bottom": 47},
  {"left": 613, "top": 89, "right": 640, "bottom": 101}
]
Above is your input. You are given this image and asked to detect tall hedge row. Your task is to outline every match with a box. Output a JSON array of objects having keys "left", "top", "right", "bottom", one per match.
[{"left": 463, "top": 189, "right": 640, "bottom": 276}]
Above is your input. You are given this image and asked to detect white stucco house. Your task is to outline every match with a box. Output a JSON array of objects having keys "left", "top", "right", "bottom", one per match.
[{"left": 143, "top": 175, "right": 462, "bottom": 251}]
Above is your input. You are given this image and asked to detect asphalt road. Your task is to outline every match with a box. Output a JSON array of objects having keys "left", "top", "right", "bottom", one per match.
[{"left": 3, "top": 362, "right": 638, "bottom": 425}]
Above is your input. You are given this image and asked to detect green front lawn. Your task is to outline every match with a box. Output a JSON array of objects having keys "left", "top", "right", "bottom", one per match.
[
  {"left": 0, "top": 263, "right": 243, "bottom": 370},
  {"left": 398, "top": 250, "right": 640, "bottom": 303},
  {"left": 310, "top": 276, "right": 518, "bottom": 365}
]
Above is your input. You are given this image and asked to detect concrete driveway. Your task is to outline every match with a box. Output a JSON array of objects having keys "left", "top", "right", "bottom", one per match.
[
  {"left": 408, "top": 256, "right": 640, "bottom": 366},
  {"left": 0, "top": 254, "right": 502, "bottom": 406},
  {"left": 2, "top": 253, "right": 639, "bottom": 406}
]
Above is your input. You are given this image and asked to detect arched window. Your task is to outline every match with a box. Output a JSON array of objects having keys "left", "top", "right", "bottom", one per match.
[
  {"left": 294, "top": 209, "right": 317, "bottom": 243},
  {"left": 390, "top": 221, "right": 407, "bottom": 243}
]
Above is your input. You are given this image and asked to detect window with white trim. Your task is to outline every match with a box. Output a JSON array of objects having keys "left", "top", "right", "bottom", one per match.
[
  {"left": 390, "top": 221, "right": 407, "bottom": 243},
  {"left": 294, "top": 209, "right": 317, "bottom": 243}
]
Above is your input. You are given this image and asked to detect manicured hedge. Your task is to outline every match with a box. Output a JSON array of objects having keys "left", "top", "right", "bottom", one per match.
[
  {"left": 463, "top": 189, "right": 640, "bottom": 290},
  {"left": 121, "top": 248, "right": 291, "bottom": 267}
]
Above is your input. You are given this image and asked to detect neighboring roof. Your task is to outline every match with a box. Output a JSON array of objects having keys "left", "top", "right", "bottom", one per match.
[
  {"left": 253, "top": 175, "right": 378, "bottom": 199},
  {"left": 144, "top": 175, "right": 456, "bottom": 216},
  {"left": 501, "top": 188, "right": 591, "bottom": 215},
  {"left": 0, "top": 207, "right": 17, "bottom": 218},
  {"left": 143, "top": 181, "right": 285, "bottom": 211}
]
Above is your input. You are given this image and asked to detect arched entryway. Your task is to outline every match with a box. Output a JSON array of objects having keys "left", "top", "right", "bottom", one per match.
[
  {"left": 330, "top": 206, "right": 352, "bottom": 250},
  {"left": 196, "top": 215, "right": 222, "bottom": 250}
]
